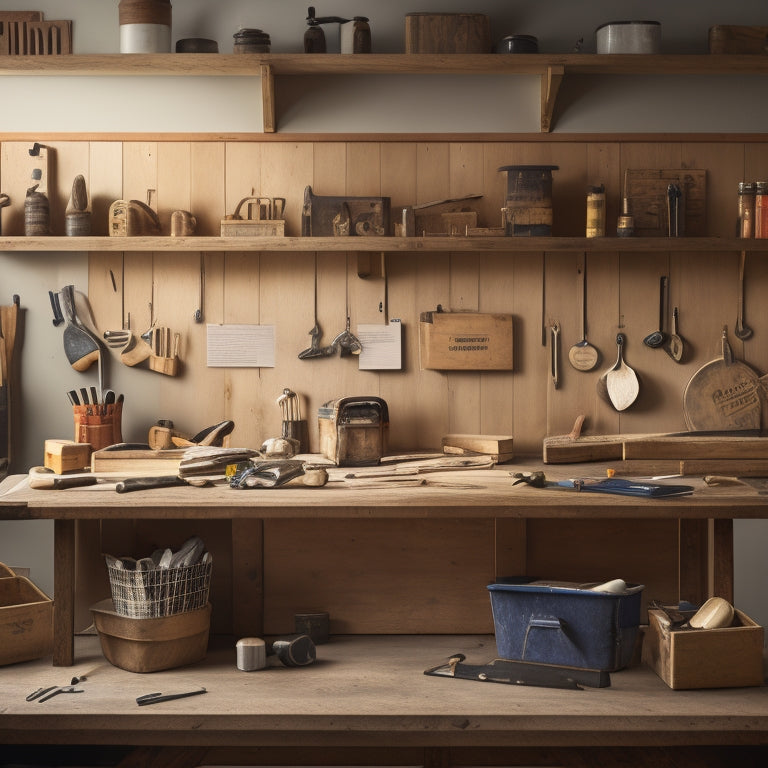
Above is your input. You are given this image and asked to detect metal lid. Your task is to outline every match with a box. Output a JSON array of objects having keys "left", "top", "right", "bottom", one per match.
[{"left": 595, "top": 20, "right": 661, "bottom": 32}]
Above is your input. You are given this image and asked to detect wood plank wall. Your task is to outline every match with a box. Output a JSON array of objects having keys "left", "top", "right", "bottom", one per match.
[{"left": 3, "top": 136, "right": 767, "bottom": 636}]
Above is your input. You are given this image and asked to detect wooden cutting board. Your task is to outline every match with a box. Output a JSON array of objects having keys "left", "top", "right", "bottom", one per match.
[{"left": 683, "top": 329, "right": 766, "bottom": 431}]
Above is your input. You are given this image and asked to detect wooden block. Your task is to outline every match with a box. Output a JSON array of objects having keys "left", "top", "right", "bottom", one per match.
[
  {"left": 680, "top": 458, "right": 768, "bottom": 476},
  {"left": 405, "top": 13, "right": 491, "bottom": 53},
  {"left": 622, "top": 435, "right": 768, "bottom": 461},
  {"left": 90, "top": 447, "right": 185, "bottom": 474},
  {"left": 443, "top": 444, "right": 514, "bottom": 463},
  {"left": 643, "top": 608, "right": 764, "bottom": 689},
  {"left": 709, "top": 25, "right": 768, "bottom": 54},
  {"left": 220, "top": 219, "right": 285, "bottom": 237},
  {"left": 44, "top": 439, "right": 91, "bottom": 474},
  {"left": 442, "top": 433, "right": 513, "bottom": 455},
  {"left": 148, "top": 354, "right": 179, "bottom": 377},
  {"left": 419, "top": 311, "right": 513, "bottom": 371}
]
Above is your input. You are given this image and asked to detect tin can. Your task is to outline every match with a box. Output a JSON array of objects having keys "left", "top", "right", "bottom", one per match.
[
  {"left": 586, "top": 184, "right": 606, "bottom": 237},
  {"left": 755, "top": 181, "right": 768, "bottom": 239},
  {"left": 738, "top": 182, "right": 755, "bottom": 238}
]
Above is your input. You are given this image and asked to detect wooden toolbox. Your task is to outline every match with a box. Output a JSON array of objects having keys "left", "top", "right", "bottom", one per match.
[
  {"left": 643, "top": 608, "right": 764, "bottom": 689},
  {"left": 0, "top": 563, "right": 53, "bottom": 666},
  {"left": 419, "top": 310, "right": 513, "bottom": 370}
]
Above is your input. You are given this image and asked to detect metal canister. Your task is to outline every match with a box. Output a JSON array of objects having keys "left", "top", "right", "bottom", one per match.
[
  {"left": 755, "top": 181, "right": 768, "bottom": 239},
  {"left": 586, "top": 184, "right": 606, "bottom": 237},
  {"left": 739, "top": 181, "right": 756, "bottom": 238}
]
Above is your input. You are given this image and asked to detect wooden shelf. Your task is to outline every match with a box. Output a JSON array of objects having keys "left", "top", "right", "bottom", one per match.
[
  {"left": 1, "top": 235, "right": 766, "bottom": 254},
  {"left": 2, "top": 53, "right": 768, "bottom": 132}
]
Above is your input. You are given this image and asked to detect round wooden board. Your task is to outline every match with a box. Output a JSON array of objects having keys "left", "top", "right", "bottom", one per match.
[{"left": 683, "top": 358, "right": 762, "bottom": 431}]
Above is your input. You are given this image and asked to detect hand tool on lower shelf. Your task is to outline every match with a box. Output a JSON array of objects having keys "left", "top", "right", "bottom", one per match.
[
  {"left": 136, "top": 687, "right": 206, "bottom": 706},
  {"left": 424, "top": 653, "right": 610, "bottom": 690},
  {"left": 26, "top": 683, "right": 85, "bottom": 702}
]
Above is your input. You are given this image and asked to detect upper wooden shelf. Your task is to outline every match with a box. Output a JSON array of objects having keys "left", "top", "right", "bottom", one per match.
[
  {"left": 1, "top": 235, "right": 766, "bottom": 254},
  {"left": 2, "top": 53, "right": 767, "bottom": 132}
]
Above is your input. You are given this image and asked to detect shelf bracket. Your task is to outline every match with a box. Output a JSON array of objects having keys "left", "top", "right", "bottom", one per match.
[
  {"left": 260, "top": 63, "right": 275, "bottom": 133},
  {"left": 540, "top": 65, "right": 564, "bottom": 133}
]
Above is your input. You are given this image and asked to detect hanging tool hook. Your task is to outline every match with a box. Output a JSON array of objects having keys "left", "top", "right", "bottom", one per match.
[{"left": 194, "top": 254, "right": 205, "bottom": 323}]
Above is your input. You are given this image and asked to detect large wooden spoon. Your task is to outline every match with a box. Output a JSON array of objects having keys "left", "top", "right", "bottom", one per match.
[{"left": 605, "top": 333, "right": 640, "bottom": 411}]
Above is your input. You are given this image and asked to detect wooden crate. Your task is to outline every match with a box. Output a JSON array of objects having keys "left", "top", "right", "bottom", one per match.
[
  {"left": 419, "top": 311, "right": 513, "bottom": 370},
  {"left": 642, "top": 608, "right": 764, "bottom": 689},
  {"left": 0, "top": 563, "right": 53, "bottom": 666}
]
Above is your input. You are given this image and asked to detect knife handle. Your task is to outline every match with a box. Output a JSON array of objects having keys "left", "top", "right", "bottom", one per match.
[{"left": 116, "top": 476, "right": 186, "bottom": 493}]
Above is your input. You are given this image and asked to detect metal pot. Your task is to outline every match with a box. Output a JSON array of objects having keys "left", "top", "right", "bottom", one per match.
[{"left": 595, "top": 21, "right": 661, "bottom": 54}]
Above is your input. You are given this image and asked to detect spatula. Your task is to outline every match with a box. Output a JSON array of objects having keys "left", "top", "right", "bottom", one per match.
[
  {"left": 605, "top": 333, "right": 640, "bottom": 411},
  {"left": 59, "top": 285, "right": 100, "bottom": 372}
]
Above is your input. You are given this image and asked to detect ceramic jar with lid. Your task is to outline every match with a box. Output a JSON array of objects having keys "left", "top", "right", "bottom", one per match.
[{"left": 118, "top": 0, "right": 172, "bottom": 53}]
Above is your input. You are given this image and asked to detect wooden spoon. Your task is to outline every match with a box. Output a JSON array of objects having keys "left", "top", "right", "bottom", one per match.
[
  {"left": 605, "top": 333, "right": 639, "bottom": 411},
  {"left": 568, "top": 259, "right": 600, "bottom": 371},
  {"left": 663, "top": 306, "right": 685, "bottom": 362}
]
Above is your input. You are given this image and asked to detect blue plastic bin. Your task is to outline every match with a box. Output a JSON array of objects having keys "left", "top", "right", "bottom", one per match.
[{"left": 487, "top": 580, "right": 644, "bottom": 672}]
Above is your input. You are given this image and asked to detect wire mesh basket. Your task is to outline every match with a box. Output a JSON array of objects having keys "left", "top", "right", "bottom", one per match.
[{"left": 106, "top": 560, "right": 212, "bottom": 618}]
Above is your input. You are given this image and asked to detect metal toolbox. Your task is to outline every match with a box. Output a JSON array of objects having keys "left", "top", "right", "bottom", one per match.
[
  {"left": 487, "top": 579, "right": 644, "bottom": 672},
  {"left": 318, "top": 397, "right": 388, "bottom": 466}
]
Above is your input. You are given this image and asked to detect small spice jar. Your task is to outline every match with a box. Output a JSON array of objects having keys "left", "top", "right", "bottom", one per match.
[
  {"left": 738, "top": 182, "right": 755, "bottom": 238},
  {"left": 755, "top": 181, "right": 768, "bottom": 239}
]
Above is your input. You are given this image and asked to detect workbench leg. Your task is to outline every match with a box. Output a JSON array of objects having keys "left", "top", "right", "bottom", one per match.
[
  {"left": 231, "top": 519, "right": 264, "bottom": 638},
  {"left": 710, "top": 518, "right": 734, "bottom": 603},
  {"left": 678, "top": 519, "right": 707, "bottom": 605},
  {"left": 53, "top": 518, "right": 75, "bottom": 666}
]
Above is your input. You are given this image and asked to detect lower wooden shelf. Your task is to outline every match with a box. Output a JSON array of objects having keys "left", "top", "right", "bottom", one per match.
[{"left": 1, "top": 633, "right": 767, "bottom": 754}]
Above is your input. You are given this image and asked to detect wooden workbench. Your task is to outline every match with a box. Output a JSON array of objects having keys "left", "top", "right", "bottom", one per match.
[
  {"left": 2, "top": 465, "right": 768, "bottom": 766},
  {"left": 0, "top": 464, "right": 762, "bottom": 667}
]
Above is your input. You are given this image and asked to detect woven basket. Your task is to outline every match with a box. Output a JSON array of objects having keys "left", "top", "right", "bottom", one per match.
[{"left": 107, "top": 560, "right": 211, "bottom": 619}]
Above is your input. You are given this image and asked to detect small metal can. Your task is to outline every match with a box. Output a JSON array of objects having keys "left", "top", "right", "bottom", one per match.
[
  {"left": 586, "top": 184, "right": 606, "bottom": 237},
  {"left": 236, "top": 637, "right": 266, "bottom": 671}
]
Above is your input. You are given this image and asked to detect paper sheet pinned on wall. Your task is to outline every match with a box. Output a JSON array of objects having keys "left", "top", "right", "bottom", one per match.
[
  {"left": 357, "top": 319, "right": 402, "bottom": 370},
  {"left": 206, "top": 324, "right": 275, "bottom": 368}
]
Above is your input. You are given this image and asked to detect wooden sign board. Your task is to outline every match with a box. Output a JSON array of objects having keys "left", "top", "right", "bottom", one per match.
[
  {"left": 626, "top": 169, "right": 706, "bottom": 236},
  {"left": 419, "top": 311, "right": 513, "bottom": 370}
]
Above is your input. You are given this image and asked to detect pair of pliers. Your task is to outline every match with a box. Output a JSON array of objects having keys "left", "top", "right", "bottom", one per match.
[{"left": 26, "top": 685, "right": 84, "bottom": 702}]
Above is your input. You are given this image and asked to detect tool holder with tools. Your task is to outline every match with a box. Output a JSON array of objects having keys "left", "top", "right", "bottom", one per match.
[
  {"left": 221, "top": 196, "right": 286, "bottom": 237},
  {"left": 277, "top": 388, "right": 309, "bottom": 453}
]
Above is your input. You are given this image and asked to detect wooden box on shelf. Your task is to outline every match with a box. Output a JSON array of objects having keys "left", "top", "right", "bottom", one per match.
[{"left": 643, "top": 607, "right": 765, "bottom": 689}]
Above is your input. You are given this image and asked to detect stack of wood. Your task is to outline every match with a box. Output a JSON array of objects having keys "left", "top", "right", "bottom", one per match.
[{"left": 544, "top": 423, "right": 768, "bottom": 477}]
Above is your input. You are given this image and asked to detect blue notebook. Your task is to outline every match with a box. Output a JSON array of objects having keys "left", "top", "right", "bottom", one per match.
[{"left": 582, "top": 478, "right": 694, "bottom": 497}]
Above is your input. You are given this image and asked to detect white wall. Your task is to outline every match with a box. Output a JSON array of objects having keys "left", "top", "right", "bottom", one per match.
[{"left": 1, "top": 0, "right": 767, "bottom": 631}]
